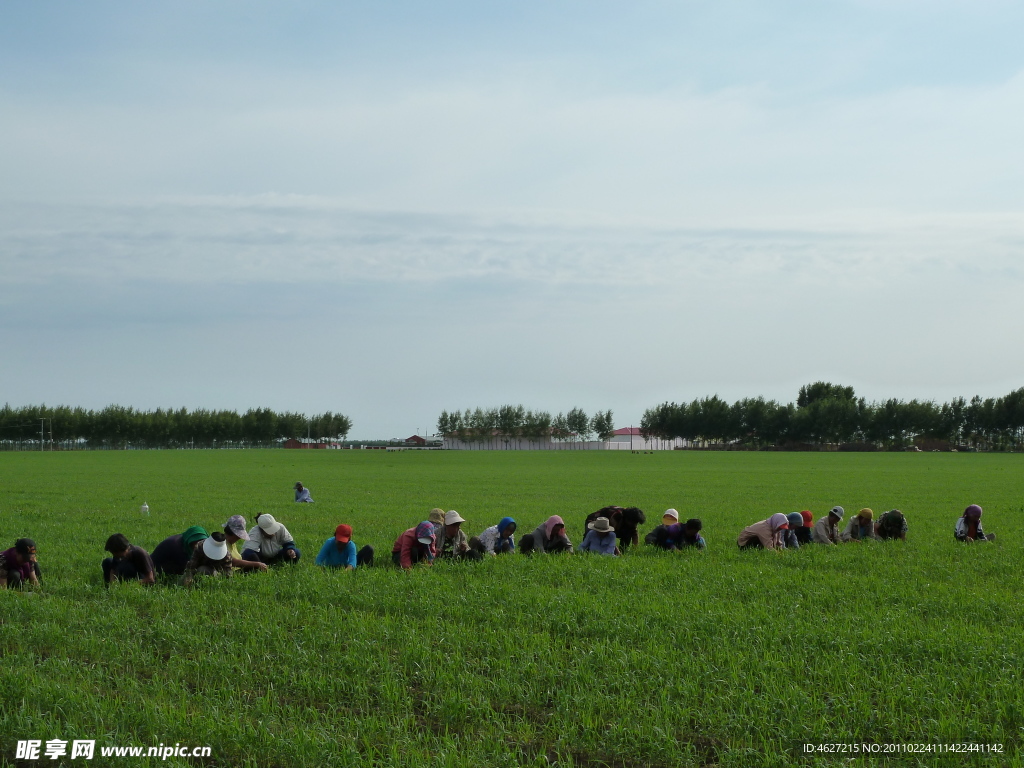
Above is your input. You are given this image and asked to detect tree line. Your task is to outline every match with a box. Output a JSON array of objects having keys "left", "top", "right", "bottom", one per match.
[
  {"left": 437, "top": 406, "right": 615, "bottom": 448},
  {"left": 0, "top": 404, "right": 352, "bottom": 449},
  {"left": 640, "top": 382, "right": 1024, "bottom": 450}
]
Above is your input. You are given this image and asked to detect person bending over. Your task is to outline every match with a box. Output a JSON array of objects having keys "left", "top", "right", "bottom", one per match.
[
  {"left": 316, "top": 524, "right": 374, "bottom": 569},
  {"left": 102, "top": 533, "right": 155, "bottom": 585},
  {"left": 469, "top": 517, "right": 517, "bottom": 556},
  {"left": 242, "top": 514, "right": 301, "bottom": 565},
  {"left": 0, "top": 538, "right": 40, "bottom": 589},
  {"left": 519, "top": 516, "right": 573, "bottom": 555},
  {"left": 392, "top": 522, "right": 437, "bottom": 569}
]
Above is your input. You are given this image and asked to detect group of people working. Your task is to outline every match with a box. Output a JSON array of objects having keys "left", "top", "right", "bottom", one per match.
[{"left": 0, "top": 483, "right": 998, "bottom": 589}]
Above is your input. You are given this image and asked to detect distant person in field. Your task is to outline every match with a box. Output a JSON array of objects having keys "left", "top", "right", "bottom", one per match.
[
  {"left": 579, "top": 516, "right": 618, "bottom": 555},
  {"left": 294, "top": 482, "right": 314, "bottom": 503},
  {"left": 102, "top": 534, "right": 155, "bottom": 585},
  {"left": 222, "top": 515, "right": 268, "bottom": 573},
  {"left": 875, "top": 509, "right": 908, "bottom": 541},
  {"left": 469, "top": 517, "right": 517, "bottom": 556},
  {"left": 841, "top": 509, "right": 879, "bottom": 542},
  {"left": 519, "top": 515, "right": 574, "bottom": 555},
  {"left": 434, "top": 510, "right": 481, "bottom": 560},
  {"left": 151, "top": 526, "right": 209, "bottom": 576},
  {"left": 782, "top": 513, "right": 805, "bottom": 549},
  {"left": 955, "top": 504, "right": 994, "bottom": 542},
  {"left": 182, "top": 532, "right": 233, "bottom": 587},
  {"left": 737, "top": 513, "right": 791, "bottom": 550},
  {"left": 0, "top": 538, "right": 40, "bottom": 589},
  {"left": 792, "top": 511, "right": 814, "bottom": 545},
  {"left": 583, "top": 506, "right": 646, "bottom": 553},
  {"left": 811, "top": 507, "right": 844, "bottom": 545},
  {"left": 645, "top": 510, "right": 706, "bottom": 550},
  {"left": 316, "top": 524, "right": 374, "bottom": 569},
  {"left": 242, "top": 514, "right": 301, "bottom": 565},
  {"left": 392, "top": 521, "right": 437, "bottom": 569}
]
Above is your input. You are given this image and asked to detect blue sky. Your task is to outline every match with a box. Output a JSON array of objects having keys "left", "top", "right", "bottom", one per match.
[{"left": 2, "top": 1, "right": 1023, "bottom": 437}]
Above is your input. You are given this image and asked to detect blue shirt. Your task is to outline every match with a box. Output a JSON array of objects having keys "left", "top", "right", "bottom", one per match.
[
  {"left": 315, "top": 537, "right": 357, "bottom": 568},
  {"left": 579, "top": 530, "right": 617, "bottom": 555}
]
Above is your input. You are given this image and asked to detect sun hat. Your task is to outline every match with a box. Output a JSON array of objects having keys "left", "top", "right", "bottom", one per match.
[
  {"left": 415, "top": 521, "right": 436, "bottom": 545},
  {"left": 662, "top": 508, "right": 680, "bottom": 524},
  {"left": 335, "top": 524, "right": 352, "bottom": 544},
  {"left": 800, "top": 510, "right": 813, "bottom": 527},
  {"left": 964, "top": 504, "right": 983, "bottom": 519},
  {"left": 428, "top": 508, "right": 445, "bottom": 526},
  {"left": 588, "top": 516, "right": 613, "bottom": 533},
  {"left": 857, "top": 508, "right": 873, "bottom": 521},
  {"left": 829, "top": 506, "right": 845, "bottom": 520},
  {"left": 257, "top": 514, "right": 283, "bottom": 536},
  {"left": 444, "top": 510, "right": 466, "bottom": 525},
  {"left": 224, "top": 515, "right": 249, "bottom": 540},
  {"left": 203, "top": 533, "right": 228, "bottom": 560}
]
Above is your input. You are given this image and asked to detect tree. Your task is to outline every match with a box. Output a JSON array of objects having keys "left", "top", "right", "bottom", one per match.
[
  {"left": 566, "top": 408, "right": 590, "bottom": 445},
  {"left": 590, "top": 410, "right": 615, "bottom": 441}
]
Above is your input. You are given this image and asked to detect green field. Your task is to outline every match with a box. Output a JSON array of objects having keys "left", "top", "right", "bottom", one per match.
[{"left": 1, "top": 450, "right": 1022, "bottom": 767}]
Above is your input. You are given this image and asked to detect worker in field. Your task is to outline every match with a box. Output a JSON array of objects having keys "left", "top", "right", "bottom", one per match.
[
  {"left": 875, "top": 509, "right": 908, "bottom": 541},
  {"left": 242, "top": 514, "right": 301, "bottom": 565},
  {"left": 737, "top": 513, "right": 791, "bottom": 550},
  {"left": 222, "top": 515, "right": 268, "bottom": 573},
  {"left": 955, "top": 504, "right": 994, "bottom": 542},
  {"left": 182, "top": 532, "right": 233, "bottom": 587},
  {"left": 316, "top": 523, "right": 375, "bottom": 569},
  {"left": 102, "top": 533, "right": 155, "bottom": 585},
  {"left": 841, "top": 509, "right": 879, "bottom": 542},
  {"left": 790, "top": 511, "right": 814, "bottom": 545},
  {"left": 469, "top": 516, "right": 517, "bottom": 556},
  {"left": 151, "top": 526, "right": 209, "bottom": 576},
  {"left": 0, "top": 538, "right": 41, "bottom": 589},
  {"left": 811, "top": 506, "right": 843, "bottom": 545},
  {"left": 434, "top": 510, "right": 481, "bottom": 560},
  {"left": 519, "top": 515, "right": 574, "bottom": 554},
  {"left": 294, "top": 482, "right": 314, "bottom": 503},
  {"left": 645, "top": 510, "right": 706, "bottom": 550},
  {"left": 783, "top": 513, "right": 805, "bottom": 549},
  {"left": 392, "top": 521, "right": 437, "bottom": 568},
  {"left": 579, "top": 516, "right": 618, "bottom": 555}
]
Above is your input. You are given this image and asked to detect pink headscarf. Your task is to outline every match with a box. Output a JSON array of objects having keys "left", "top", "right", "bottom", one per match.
[
  {"left": 543, "top": 515, "right": 566, "bottom": 541},
  {"left": 769, "top": 513, "right": 790, "bottom": 532}
]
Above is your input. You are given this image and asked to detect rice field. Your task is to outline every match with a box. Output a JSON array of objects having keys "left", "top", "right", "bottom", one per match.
[{"left": 1, "top": 449, "right": 1022, "bottom": 767}]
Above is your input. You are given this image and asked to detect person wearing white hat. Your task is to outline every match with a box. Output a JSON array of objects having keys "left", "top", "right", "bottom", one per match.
[
  {"left": 434, "top": 510, "right": 481, "bottom": 561},
  {"left": 579, "top": 516, "right": 618, "bottom": 555},
  {"left": 241, "top": 514, "right": 301, "bottom": 565},
  {"left": 182, "top": 532, "right": 233, "bottom": 586}
]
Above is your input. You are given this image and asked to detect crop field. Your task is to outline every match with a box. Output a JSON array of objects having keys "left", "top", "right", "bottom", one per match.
[{"left": 1, "top": 450, "right": 1023, "bottom": 767}]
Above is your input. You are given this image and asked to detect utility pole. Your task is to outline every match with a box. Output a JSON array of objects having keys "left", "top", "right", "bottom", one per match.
[{"left": 40, "top": 419, "right": 45, "bottom": 451}]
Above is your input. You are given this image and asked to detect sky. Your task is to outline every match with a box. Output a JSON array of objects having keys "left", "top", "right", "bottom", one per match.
[{"left": 2, "top": 1, "right": 1023, "bottom": 438}]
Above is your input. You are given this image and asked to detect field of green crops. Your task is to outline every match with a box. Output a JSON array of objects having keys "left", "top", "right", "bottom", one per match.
[{"left": 1, "top": 450, "right": 1022, "bottom": 767}]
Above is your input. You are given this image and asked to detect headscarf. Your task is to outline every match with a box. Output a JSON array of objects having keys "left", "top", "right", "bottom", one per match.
[
  {"left": 181, "top": 526, "right": 209, "bottom": 555},
  {"left": 428, "top": 508, "right": 445, "bottom": 527},
  {"left": 964, "top": 504, "right": 983, "bottom": 519},
  {"left": 768, "top": 513, "right": 790, "bottom": 532},
  {"left": 414, "top": 521, "right": 436, "bottom": 544},
  {"left": 800, "top": 510, "right": 813, "bottom": 527},
  {"left": 787, "top": 512, "right": 804, "bottom": 529},
  {"left": 497, "top": 517, "right": 516, "bottom": 536},
  {"left": 543, "top": 515, "right": 566, "bottom": 541}
]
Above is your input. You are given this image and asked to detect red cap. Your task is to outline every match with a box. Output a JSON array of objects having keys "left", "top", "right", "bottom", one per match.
[{"left": 334, "top": 524, "right": 352, "bottom": 544}]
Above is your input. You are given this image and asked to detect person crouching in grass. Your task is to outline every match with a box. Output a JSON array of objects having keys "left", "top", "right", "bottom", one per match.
[
  {"left": 955, "top": 504, "right": 994, "bottom": 542},
  {"left": 783, "top": 513, "right": 806, "bottom": 549},
  {"left": 579, "top": 516, "right": 617, "bottom": 555},
  {"left": 875, "top": 509, "right": 908, "bottom": 541},
  {"left": 737, "top": 513, "right": 791, "bottom": 550},
  {"left": 469, "top": 517, "right": 517, "bottom": 556},
  {"left": 0, "top": 538, "right": 40, "bottom": 589},
  {"left": 791, "top": 511, "right": 814, "bottom": 544},
  {"left": 434, "top": 510, "right": 482, "bottom": 561},
  {"left": 392, "top": 521, "right": 437, "bottom": 569},
  {"left": 102, "top": 534, "right": 155, "bottom": 586},
  {"left": 222, "top": 515, "right": 268, "bottom": 573},
  {"left": 519, "top": 515, "right": 574, "bottom": 555},
  {"left": 242, "top": 514, "right": 300, "bottom": 566},
  {"left": 316, "top": 524, "right": 374, "bottom": 570},
  {"left": 182, "top": 532, "right": 233, "bottom": 587},
  {"left": 151, "top": 526, "right": 209, "bottom": 577},
  {"left": 841, "top": 509, "right": 879, "bottom": 542},
  {"left": 811, "top": 507, "right": 844, "bottom": 545}
]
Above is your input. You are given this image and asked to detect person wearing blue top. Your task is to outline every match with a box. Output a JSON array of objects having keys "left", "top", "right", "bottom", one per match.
[
  {"left": 315, "top": 524, "right": 374, "bottom": 569},
  {"left": 294, "top": 482, "right": 314, "bottom": 503},
  {"left": 579, "top": 516, "right": 618, "bottom": 556}
]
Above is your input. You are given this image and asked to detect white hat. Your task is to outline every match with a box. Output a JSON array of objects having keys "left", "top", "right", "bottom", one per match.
[
  {"left": 258, "top": 514, "right": 283, "bottom": 535},
  {"left": 662, "top": 508, "right": 680, "bottom": 523},
  {"left": 203, "top": 535, "right": 228, "bottom": 560},
  {"left": 444, "top": 510, "right": 465, "bottom": 525},
  {"left": 588, "top": 516, "right": 614, "bottom": 533}
]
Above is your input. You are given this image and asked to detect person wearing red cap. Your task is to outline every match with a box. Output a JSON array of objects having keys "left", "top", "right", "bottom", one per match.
[{"left": 315, "top": 524, "right": 374, "bottom": 569}]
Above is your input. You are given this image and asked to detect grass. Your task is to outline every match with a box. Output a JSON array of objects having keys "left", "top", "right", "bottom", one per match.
[{"left": 1, "top": 450, "right": 1022, "bottom": 767}]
